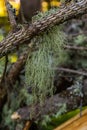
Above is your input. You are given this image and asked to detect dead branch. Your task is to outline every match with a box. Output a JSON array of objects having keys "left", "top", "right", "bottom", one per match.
[
  {"left": 0, "top": 0, "right": 87, "bottom": 58},
  {"left": 11, "top": 94, "right": 69, "bottom": 120},
  {"left": 56, "top": 67, "right": 87, "bottom": 76},
  {"left": 64, "top": 45, "right": 87, "bottom": 51},
  {"left": 11, "top": 83, "right": 87, "bottom": 121},
  {"left": 5, "top": 0, "right": 17, "bottom": 29},
  {"left": 7, "top": 52, "right": 27, "bottom": 87}
]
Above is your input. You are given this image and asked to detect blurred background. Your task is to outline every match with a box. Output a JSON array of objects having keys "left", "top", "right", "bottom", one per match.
[{"left": 0, "top": 0, "right": 61, "bottom": 17}]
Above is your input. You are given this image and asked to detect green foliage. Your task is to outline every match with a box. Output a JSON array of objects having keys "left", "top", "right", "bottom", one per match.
[
  {"left": 67, "top": 76, "right": 83, "bottom": 106},
  {"left": 54, "top": 103, "right": 67, "bottom": 117},
  {"left": 74, "top": 35, "right": 87, "bottom": 45},
  {"left": 2, "top": 104, "right": 16, "bottom": 130},
  {"left": 41, "top": 103, "right": 66, "bottom": 127},
  {"left": 39, "top": 106, "right": 87, "bottom": 130},
  {"left": 2, "top": 87, "right": 31, "bottom": 129},
  {"left": 73, "top": 34, "right": 87, "bottom": 68}
]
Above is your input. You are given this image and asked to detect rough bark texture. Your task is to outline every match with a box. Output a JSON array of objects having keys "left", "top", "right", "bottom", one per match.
[{"left": 0, "top": 0, "right": 87, "bottom": 58}]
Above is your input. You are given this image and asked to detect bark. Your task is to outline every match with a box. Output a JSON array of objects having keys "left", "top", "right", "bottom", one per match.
[
  {"left": 7, "top": 52, "right": 27, "bottom": 87},
  {"left": 0, "top": 52, "right": 27, "bottom": 111},
  {"left": 0, "top": 0, "right": 87, "bottom": 58},
  {"left": 11, "top": 83, "right": 87, "bottom": 121}
]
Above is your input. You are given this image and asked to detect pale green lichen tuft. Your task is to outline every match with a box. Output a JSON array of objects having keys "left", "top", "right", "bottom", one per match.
[
  {"left": 25, "top": 25, "right": 66, "bottom": 107},
  {"left": 25, "top": 9, "right": 66, "bottom": 110}
]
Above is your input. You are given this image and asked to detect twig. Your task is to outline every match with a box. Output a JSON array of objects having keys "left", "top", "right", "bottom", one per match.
[
  {"left": 56, "top": 67, "right": 87, "bottom": 76},
  {"left": 64, "top": 45, "right": 87, "bottom": 51},
  {"left": 7, "top": 52, "right": 27, "bottom": 88},
  {"left": 5, "top": 0, "right": 17, "bottom": 29},
  {"left": 23, "top": 121, "right": 32, "bottom": 130},
  {"left": 68, "top": 30, "right": 87, "bottom": 37}
]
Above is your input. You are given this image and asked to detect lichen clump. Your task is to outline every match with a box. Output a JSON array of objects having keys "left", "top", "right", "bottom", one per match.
[
  {"left": 25, "top": 25, "right": 66, "bottom": 106},
  {"left": 25, "top": 9, "right": 66, "bottom": 107}
]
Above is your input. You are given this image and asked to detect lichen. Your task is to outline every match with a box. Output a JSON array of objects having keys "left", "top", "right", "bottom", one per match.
[
  {"left": 24, "top": 9, "right": 67, "bottom": 117},
  {"left": 25, "top": 25, "right": 66, "bottom": 107}
]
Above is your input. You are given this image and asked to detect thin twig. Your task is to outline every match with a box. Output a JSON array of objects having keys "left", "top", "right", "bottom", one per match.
[
  {"left": 64, "top": 45, "right": 87, "bottom": 51},
  {"left": 5, "top": 0, "right": 17, "bottom": 29},
  {"left": 56, "top": 67, "right": 87, "bottom": 76}
]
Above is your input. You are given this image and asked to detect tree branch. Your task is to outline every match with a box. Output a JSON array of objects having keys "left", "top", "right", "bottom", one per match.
[
  {"left": 6, "top": 52, "right": 27, "bottom": 87},
  {"left": 64, "top": 45, "right": 87, "bottom": 51},
  {"left": 11, "top": 83, "right": 87, "bottom": 121},
  {"left": 0, "top": 0, "right": 87, "bottom": 58},
  {"left": 56, "top": 67, "right": 87, "bottom": 76},
  {"left": 5, "top": 0, "right": 17, "bottom": 29}
]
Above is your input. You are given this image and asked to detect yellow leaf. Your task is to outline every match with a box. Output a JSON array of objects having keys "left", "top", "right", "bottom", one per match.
[
  {"left": 42, "top": 1, "right": 48, "bottom": 12},
  {"left": 10, "top": 54, "right": 18, "bottom": 63},
  {"left": 50, "top": 1, "right": 61, "bottom": 7}
]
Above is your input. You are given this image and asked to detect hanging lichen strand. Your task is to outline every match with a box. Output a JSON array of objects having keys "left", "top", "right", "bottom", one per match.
[
  {"left": 25, "top": 24, "right": 66, "bottom": 106},
  {"left": 25, "top": 9, "right": 65, "bottom": 108}
]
